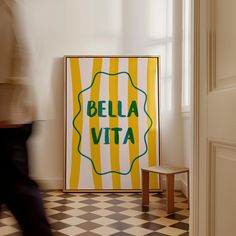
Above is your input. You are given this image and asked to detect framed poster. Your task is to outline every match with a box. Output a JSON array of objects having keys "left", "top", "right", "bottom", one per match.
[{"left": 64, "top": 56, "right": 160, "bottom": 191}]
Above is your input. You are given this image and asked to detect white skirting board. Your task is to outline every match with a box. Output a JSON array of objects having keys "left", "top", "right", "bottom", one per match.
[
  {"left": 180, "top": 179, "right": 188, "bottom": 198},
  {"left": 33, "top": 178, "right": 64, "bottom": 190},
  {"left": 34, "top": 178, "right": 189, "bottom": 198},
  {"left": 161, "top": 178, "right": 188, "bottom": 198}
]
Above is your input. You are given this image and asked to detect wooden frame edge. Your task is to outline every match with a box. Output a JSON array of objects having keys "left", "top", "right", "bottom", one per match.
[
  {"left": 192, "top": 0, "right": 200, "bottom": 235},
  {"left": 63, "top": 55, "right": 161, "bottom": 193},
  {"left": 63, "top": 189, "right": 163, "bottom": 193},
  {"left": 63, "top": 56, "right": 67, "bottom": 192}
]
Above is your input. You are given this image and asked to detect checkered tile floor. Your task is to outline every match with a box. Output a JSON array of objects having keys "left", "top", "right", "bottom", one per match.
[{"left": 0, "top": 191, "right": 189, "bottom": 236}]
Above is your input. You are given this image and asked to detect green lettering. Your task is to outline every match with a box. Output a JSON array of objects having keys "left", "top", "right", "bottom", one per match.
[
  {"left": 111, "top": 127, "right": 122, "bottom": 144},
  {"left": 98, "top": 100, "right": 107, "bottom": 117},
  {"left": 87, "top": 101, "right": 97, "bottom": 117},
  {"left": 91, "top": 128, "right": 102, "bottom": 144},
  {"left": 118, "top": 101, "right": 126, "bottom": 117},
  {"left": 108, "top": 100, "right": 116, "bottom": 117},
  {"left": 104, "top": 127, "right": 110, "bottom": 144},
  {"left": 127, "top": 101, "right": 138, "bottom": 117},
  {"left": 123, "top": 127, "right": 135, "bottom": 144}
]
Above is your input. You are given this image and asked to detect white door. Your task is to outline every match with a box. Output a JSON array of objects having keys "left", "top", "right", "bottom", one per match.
[{"left": 192, "top": 0, "right": 236, "bottom": 235}]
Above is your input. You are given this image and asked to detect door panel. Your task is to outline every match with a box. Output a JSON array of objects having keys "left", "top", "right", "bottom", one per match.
[
  {"left": 208, "top": 90, "right": 236, "bottom": 141},
  {"left": 209, "top": 142, "right": 236, "bottom": 236},
  {"left": 216, "top": 0, "right": 236, "bottom": 88},
  {"left": 208, "top": 0, "right": 236, "bottom": 234},
  {"left": 214, "top": 144, "right": 236, "bottom": 236},
  {"left": 195, "top": 0, "right": 236, "bottom": 235}
]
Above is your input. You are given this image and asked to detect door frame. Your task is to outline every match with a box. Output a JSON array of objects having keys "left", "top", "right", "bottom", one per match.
[
  {"left": 191, "top": 0, "right": 201, "bottom": 235},
  {"left": 191, "top": 0, "right": 219, "bottom": 234}
]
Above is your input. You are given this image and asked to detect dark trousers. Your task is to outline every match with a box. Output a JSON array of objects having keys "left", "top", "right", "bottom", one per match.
[{"left": 0, "top": 124, "right": 53, "bottom": 236}]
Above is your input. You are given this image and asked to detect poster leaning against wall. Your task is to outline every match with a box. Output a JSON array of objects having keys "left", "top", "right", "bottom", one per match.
[{"left": 64, "top": 56, "right": 160, "bottom": 191}]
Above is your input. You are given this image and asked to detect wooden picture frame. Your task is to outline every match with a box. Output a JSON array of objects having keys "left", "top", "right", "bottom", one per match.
[{"left": 64, "top": 56, "right": 161, "bottom": 192}]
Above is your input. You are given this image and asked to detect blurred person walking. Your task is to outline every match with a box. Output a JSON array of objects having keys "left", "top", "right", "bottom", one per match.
[{"left": 0, "top": 1, "right": 53, "bottom": 235}]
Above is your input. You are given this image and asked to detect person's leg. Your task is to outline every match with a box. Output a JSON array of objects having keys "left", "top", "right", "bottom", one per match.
[
  {"left": 6, "top": 178, "right": 53, "bottom": 236},
  {"left": 1, "top": 125, "right": 53, "bottom": 236},
  {"left": 0, "top": 128, "right": 7, "bottom": 216}
]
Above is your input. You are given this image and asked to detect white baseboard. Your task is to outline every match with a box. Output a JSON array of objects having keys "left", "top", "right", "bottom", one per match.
[
  {"left": 35, "top": 178, "right": 183, "bottom": 191},
  {"left": 161, "top": 178, "right": 188, "bottom": 197},
  {"left": 31, "top": 178, "right": 189, "bottom": 197},
  {"left": 161, "top": 178, "right": 182, "bottom": 191},
  {"left": 33, "top": 178, "right": 63, "bottom": 190},
  {"left": 180, "top": 179, "right": 189, "bottom": 198}
]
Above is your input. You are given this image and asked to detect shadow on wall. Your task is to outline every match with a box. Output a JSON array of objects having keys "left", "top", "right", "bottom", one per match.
[
  {"left": 28, "top": 57, "right": 65, "bottom": 190},
  {"left": 51, "top": 57, "right": 64, "bottom": 127}
]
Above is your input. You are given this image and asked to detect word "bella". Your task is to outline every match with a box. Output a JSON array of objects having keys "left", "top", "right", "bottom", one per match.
[
  {"left": 87, "top": 100, "right": 139, "bottom": 117},
  {"left": 86, "top": 100, "right": 139, "bottom": 144}
]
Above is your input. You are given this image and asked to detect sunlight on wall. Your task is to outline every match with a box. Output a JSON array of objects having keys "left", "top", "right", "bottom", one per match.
[
  {"left": 122, "top": 0, "right": 174, "bottom": 112},
  {"left": 64, "top": 0, "right": 122, "bottom": 54},
  {"left": 182, "top": 0, "right": 191, "bottom": 111},
  {"left": 16, "top": 0, "right": 184, "bottom": 186},
  {"left": 147, "top": 0, "right": 173, "bottom": 111},
  {"left": 147, "top": 0, "right": 173, "bottom": 38}
]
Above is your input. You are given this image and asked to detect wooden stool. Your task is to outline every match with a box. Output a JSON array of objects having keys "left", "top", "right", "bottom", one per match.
[{"left": 142, "top": 165, "right": 189, "bottom": 214}]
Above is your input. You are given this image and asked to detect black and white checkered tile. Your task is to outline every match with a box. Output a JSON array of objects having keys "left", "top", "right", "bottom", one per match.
[{"left": 0, "top": 191, "right": 189, "bottom": 236}]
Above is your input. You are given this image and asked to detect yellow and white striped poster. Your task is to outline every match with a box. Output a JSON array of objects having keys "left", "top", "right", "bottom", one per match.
[{"left": 64, "top": 56, "right": 160, "bottom": 191}]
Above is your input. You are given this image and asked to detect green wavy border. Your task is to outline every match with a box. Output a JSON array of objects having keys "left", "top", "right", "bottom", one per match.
[{"left": 72, "top": 71, "right": 153, "bottom": 175}]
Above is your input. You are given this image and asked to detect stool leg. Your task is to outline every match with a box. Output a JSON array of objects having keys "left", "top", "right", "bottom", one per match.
[
  {"left": 187, "top": 171, "right": 190, "bottom": 209},
  {"left": 159, "top": 174, "right": 163, "bottom": 192},
  {"left": 167, "top": 174, "right": 174, "bottom": 214},
  {"left": 142, "top": 170, "right": 149, "bottom": 206}
]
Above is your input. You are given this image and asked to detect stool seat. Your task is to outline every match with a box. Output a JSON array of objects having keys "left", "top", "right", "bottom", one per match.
[
  {"left": 142, "top": 165, "right": 189, "bottom": 214},
  {"left": 142, "top": 166, "right": 189, "bottom": 175}
]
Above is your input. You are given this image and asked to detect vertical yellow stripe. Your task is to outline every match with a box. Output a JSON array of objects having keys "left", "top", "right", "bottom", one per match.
[
  {"left": 128, "top": 58, "right": 140, "bottom": 189},
  {"left": 70, "top": 58, "right": 82, "bottom": 189},
  {"left": 90, "top": 58, "right": 103, "bottom": 189},
  {"left": 109, "top": 58, "right": 121, "bottom": 189},
  {"left": 147, "top": 58, "right": 158, "bottom": 189}
]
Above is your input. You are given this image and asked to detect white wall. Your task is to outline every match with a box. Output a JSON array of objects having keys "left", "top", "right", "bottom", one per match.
[
  {"left": 181, "top": 113, "right": 191, "bottom": 196},
  {"left": 179, "top": 0, "right": 193, "bottom": 197},
  {"left": 17, "top": 0, "right": 184, "bottom": 189}
]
